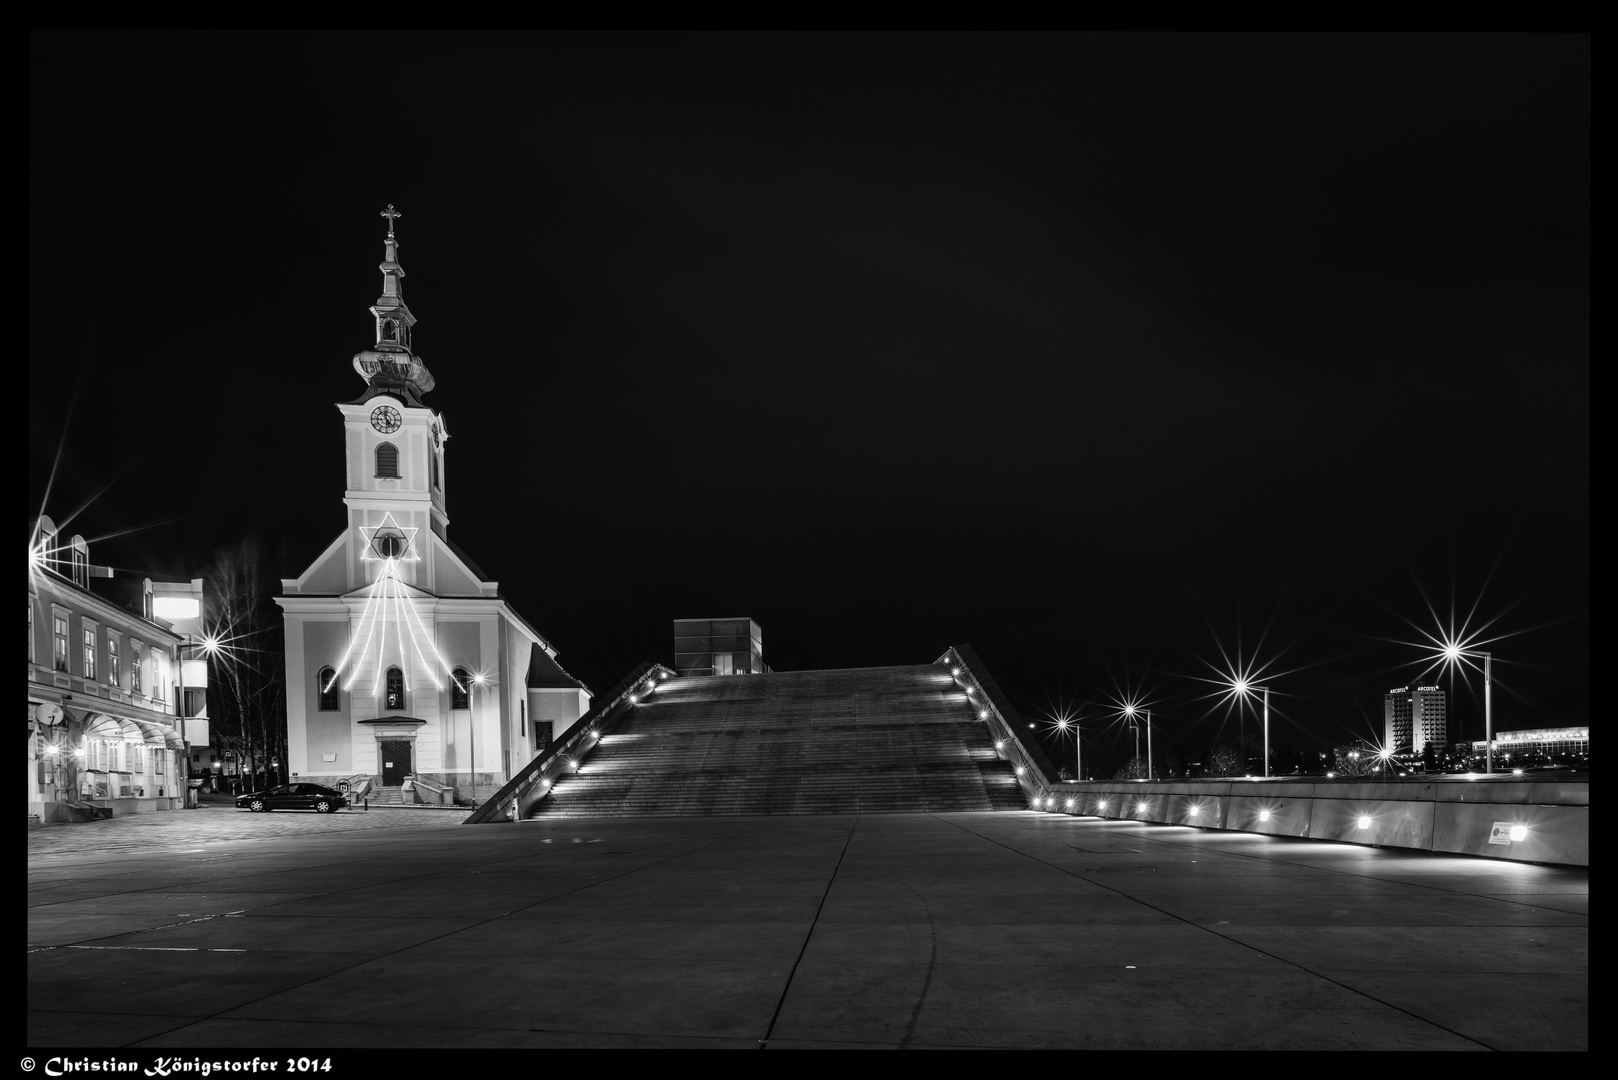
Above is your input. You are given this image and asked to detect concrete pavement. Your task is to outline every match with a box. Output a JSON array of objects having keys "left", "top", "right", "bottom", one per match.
[{"left": 27, "top": 810, "right": 1587, "bottom": 1049}]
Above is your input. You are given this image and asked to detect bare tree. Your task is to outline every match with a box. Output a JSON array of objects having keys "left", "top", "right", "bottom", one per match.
[
  {"left": 1332, "top": 744, "right": 1380, "bottom": 777},
  {"left": 206, "top": 536, "right": 286, "bottom": 791},
  {"left": 1208, "top": 744, "right": 1243, "bottom": 777},
  {"left": 1113, "top": 756, "right": 1149, "bottom": 780}
]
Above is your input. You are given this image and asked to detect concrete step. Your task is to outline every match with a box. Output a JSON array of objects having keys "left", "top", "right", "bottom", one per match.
[{"left": 530, "top": 664, "right": 1027, "bottom": 820}]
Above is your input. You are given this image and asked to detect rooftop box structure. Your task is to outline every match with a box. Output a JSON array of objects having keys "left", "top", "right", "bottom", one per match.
[{"left": 674, "top": 618, "right": 765, "bottom": 677}]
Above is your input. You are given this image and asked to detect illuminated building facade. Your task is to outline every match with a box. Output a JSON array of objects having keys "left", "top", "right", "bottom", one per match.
[
  {"left": 27, "top": 516, "right": 204, "bottom": 823},
  {"left": 276, "top": 209, "right": 589, "bottom": 802},
  {"left": 1471, "top": 727, "right": 1590, "bottom": 765},
  {"left": 674, "top": 618, "right": 767, "bottom": 677},
  {"left": 1384, "top": 684, "right": 1450, "bottom": 753}
]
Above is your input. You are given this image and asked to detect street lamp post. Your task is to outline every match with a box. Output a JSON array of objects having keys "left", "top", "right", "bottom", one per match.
[
  {"left": 1232, "top": 681, "right": 1272, "bottom": 777},
  {"left": 467, "top": 672, "right": 488, "bottom": 806},
  {"left": 175, "top": 635, "right": 219, "bottom": 806},
  {"left": 1483, "top": 651, "right": 1493, "bottom": 774},
  {"left": 1123, "top": 705, "right": 1156, "bottom": 780},
  {"left": 1443, "top": 646, "right": 1495, "bottom": 774},
  {"left": 1261, "top": 687, "right": 1270, "bottom": 778},
  {"left": 1055, "top": 717, "right": 1082, "bottom": 782}
]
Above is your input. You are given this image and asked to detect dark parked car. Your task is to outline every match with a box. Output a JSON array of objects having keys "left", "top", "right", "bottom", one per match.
[{"left": 236, "top": 783, "right": 348, "bottom": 813}]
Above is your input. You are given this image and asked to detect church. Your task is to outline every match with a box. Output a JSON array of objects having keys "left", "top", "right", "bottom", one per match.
[{"left": 277, "top": 207, "right": 589, "bottom": 804}]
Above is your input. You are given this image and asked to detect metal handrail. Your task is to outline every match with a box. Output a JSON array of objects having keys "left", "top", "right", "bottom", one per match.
[
  {"left": 336, "top": 773, "right": 372, "bottom": 798},
  {"left": 409, "top": 774, "right": 453, "bottom": 805},
  {"left": 937, "top": 644, "right": 1058, "bottom": 808},
  {"left": 463, "top": 662, "right": 676, "bottom": 824}
]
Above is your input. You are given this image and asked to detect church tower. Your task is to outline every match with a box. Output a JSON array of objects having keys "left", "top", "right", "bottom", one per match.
[
  {"left": 276, "top": 208, "right": 590, "bottom": 804},
  {"left": 342, "top": 204, "right": 450, "bottom": 588}
]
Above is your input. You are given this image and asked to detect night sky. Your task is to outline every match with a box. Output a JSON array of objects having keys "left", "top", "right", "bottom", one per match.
[{"left": 30, "top": 33, "right": 1589, "bottom": 769}]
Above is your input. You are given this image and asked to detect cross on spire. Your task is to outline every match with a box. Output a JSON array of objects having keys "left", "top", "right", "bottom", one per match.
[{"left": 380, "top": 204, "right": 402, "bottom": 236}]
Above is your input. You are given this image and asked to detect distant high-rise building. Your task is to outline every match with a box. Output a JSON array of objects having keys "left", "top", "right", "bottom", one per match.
[{"left": 1384, "top": 685, "right": 1449, "bottom": 753}]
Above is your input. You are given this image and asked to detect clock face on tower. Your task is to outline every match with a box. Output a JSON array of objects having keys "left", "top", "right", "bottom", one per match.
[{"left": 371, "top": 405, "right": 402, "bottom": 434}]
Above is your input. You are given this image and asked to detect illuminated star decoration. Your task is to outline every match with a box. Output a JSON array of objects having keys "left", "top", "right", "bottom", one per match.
[
  {"left": 358, "top": 514, "right": 422, "bottom": 565},
  {"left": 323, "top": 514, "right": 453, "bottom": 703}
]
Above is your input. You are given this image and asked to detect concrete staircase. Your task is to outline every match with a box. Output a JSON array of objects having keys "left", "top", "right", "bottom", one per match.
[{"left": 532, "top": 665, "right": 1024, "bottom": 817}]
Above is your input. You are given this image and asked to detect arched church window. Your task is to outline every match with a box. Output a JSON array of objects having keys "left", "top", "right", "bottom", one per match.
[
  {"left": 376, "top": 442, "right": 399, "bottom": 478},
  {"left": 451, "top": 668, "right": 470, "bottom": 710},
  {"left": 318, "top": 667, "right": 341, "bottom": 711},
  {"left": 385, "top": 667, "right": 405, "bottom": 711}
]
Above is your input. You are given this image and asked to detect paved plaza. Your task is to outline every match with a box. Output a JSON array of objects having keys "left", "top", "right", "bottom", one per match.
[{"left": 28, "top": 807, "right": 1587, "bottom": 1050}]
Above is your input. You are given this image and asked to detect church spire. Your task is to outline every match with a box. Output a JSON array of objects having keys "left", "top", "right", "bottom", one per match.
[{"left": 352, "top": 205, "right": 435, "bottom": 405}]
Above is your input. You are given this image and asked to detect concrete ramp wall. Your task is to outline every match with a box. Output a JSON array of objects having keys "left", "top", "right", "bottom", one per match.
[{"left": 1044, "top": 778, "right": 1587, "bottom": 867}]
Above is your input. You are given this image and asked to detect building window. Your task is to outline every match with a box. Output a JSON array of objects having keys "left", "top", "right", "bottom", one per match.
[
  {"left": 385, "top": 666, "right": 405, "bottom": 711},
  {"left": 318, "top": 667, "right": 341, "bottom": 711},
  {"left": 82, "top": 627, "right": 96, "bottom": 679},
  {"left": 34, "top": 524, "right": 59, "bottom": 576},
  {"left": 430, "top": 449, "right": 439, "bottom": 489},
  {"left": 131, "top": 641, "right": 143, "bottom": 693},
  {"left": 520, "top": 700, "right": 526, "bottom": 737},
  {"left": 70, "top": 540, "right": 89, "bottom": 588},
  {"left": 537, "top": 721, "right": 553, "bottom": 751},
  {"left": 376, "top": 442, "right": 399, "bottom": 478},
  {"left": 28, "top": 603, "right": 34, "bottom": 665},
  {"left": 451, "top": 668, "right": 470, "bottom": 710},
  {"left": 152, "top": 648, "right": 165, "bottom": 701},
  {"left": 54, "top": 616, "right": 68, "bottom": 671},
  {"left": 108, "top": 636, "right": 120, "bottom": 687}
]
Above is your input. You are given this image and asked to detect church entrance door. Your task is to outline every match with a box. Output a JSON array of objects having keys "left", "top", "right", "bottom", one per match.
[{"left": 380, "top": 741, "right": 412, "bottom": 786}]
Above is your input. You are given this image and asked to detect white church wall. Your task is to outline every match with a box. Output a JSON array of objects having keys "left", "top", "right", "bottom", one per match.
[
  {"left": 346, "top": 426, "right": 364, "bottom": 491},
  {"left": 302, "top": 621, "right": 352, "bottom": 776},
  {"left": 285, "top": 617, "right": 309, "bottom": 776},
  {"left": 432, "top": 539, "right": 483, "bottom": 596},
  {"left": 529, "top": 687, "right": 589, "bottom": 744},
  {"left": 299, "top": 536, "right": 353, "bottom": 596}
]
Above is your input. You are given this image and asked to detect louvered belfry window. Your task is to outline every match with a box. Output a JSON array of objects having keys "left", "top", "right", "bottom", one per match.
[{"left": 376, "top": 442, "right": 399, "bottom": 478}]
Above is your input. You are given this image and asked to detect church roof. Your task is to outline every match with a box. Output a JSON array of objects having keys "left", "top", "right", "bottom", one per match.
[
  {"left": 442, "top": 534, "right": 490, "bottom": 583},
  {"left": 527, "top": 643, "right": 589, "bottom": 691}
]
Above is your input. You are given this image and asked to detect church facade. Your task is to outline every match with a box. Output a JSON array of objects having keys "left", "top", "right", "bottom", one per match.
[{"left": 277, "top": 208, "right": 589, "bottom": 803}]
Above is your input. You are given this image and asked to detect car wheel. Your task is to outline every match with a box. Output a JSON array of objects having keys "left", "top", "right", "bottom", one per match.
[
  {"left": 314, "top": 799, "right": 333, "bottom": 814},
  {"left": 248, "top": 798, "right": 267, "bottom": 813}
]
